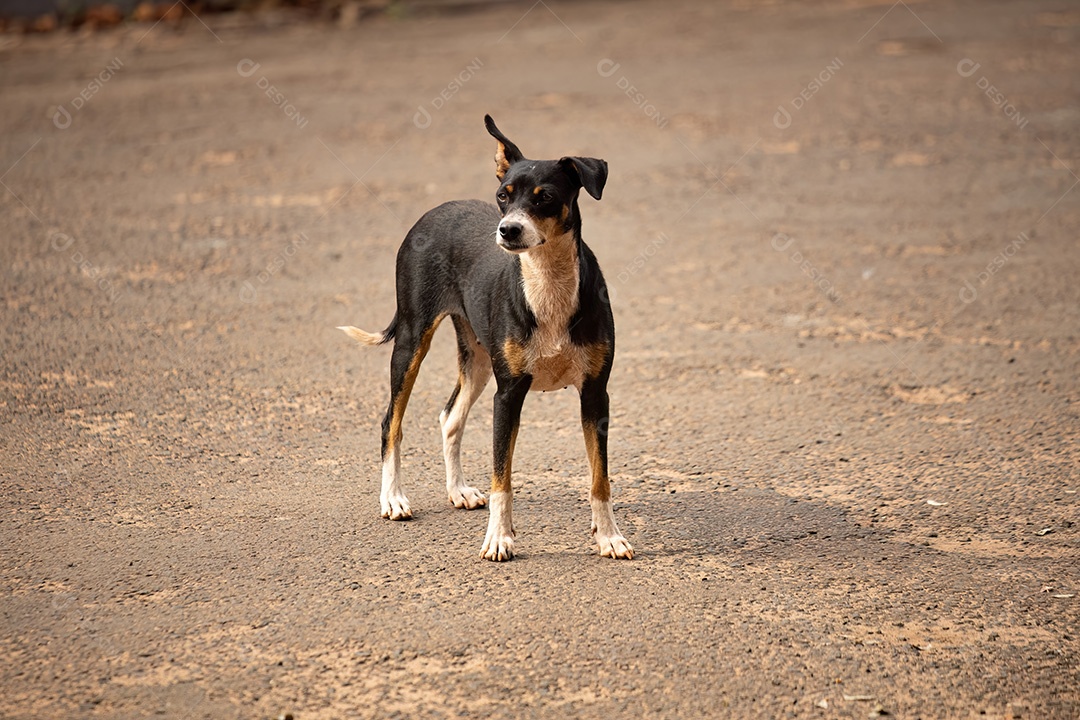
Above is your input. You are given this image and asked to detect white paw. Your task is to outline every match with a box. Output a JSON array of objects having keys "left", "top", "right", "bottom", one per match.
[
  {"left": 449, "top": 485, "right": 487, "bottom": 510},
  {"left": 596, "top": 533, "right": 634, "bottom": 559},
  {"left": 481, "top": 491, "right": 515, "bottom": 561},
  {"left": 480, "top": 529, "right": 515, "bottom": 561},
  {"left": 381, "top": 493, "right": 412, "bottom": 521}
]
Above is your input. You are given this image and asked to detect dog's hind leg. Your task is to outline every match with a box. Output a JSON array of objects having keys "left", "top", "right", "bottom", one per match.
[
  {"left": 440, "top": 315, "right": 492, "bottom": 510},
  {"left": 379, "top": 317, "right": 442, "bottom": 520}
]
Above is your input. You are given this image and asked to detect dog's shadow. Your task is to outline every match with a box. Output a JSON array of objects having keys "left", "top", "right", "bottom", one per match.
[
  {"left": 614, "top": 486, "right": 865, "bottom": 560},
  {"left": 409, "top": 481, "right": 868, "bottom": 564}
]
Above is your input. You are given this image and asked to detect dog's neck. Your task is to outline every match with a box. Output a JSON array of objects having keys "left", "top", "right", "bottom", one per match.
[{"left": 519, "top": 232, "right": 579, "bottom": 351}]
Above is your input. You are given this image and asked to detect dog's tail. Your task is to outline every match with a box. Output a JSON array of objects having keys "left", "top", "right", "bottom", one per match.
[{"left": 338, "top": 316, "right": 397, "bottom": 347}]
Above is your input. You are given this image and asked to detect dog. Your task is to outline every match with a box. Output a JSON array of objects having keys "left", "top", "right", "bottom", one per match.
[{"left": 339, "top": 115, "right": 633, "bottom": 561}]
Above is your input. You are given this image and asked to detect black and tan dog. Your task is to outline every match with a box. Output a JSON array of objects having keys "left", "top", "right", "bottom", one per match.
[{"left": 339, "top": 115, "right": 633, "bottom": 561}]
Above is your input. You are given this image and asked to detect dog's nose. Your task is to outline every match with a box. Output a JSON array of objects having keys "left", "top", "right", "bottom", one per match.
[{"left": 499, "top": 222, "right": 523, "bottom": 242}]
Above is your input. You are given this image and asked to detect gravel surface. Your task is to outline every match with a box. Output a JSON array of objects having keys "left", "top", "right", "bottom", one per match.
[{"left": 1, "top": 0, "right": 1078, "bottom": 717}]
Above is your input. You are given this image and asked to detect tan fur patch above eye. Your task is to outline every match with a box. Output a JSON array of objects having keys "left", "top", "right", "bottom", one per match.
[
  {"left": 533, "top": 186, "right": 544, "bottom": 195},
  {"left": 504, "top": 184, "right": 514, "bottom": 194}
]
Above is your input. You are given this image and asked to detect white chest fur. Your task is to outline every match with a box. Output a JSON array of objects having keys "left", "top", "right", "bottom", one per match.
[{"left": 505, "top": 241, "right": 608, "bottom": 391}]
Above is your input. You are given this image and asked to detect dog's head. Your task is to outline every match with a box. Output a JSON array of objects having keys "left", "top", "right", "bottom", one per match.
[{"left": 484, "top": 114, "right": 607, "bottom": 254}]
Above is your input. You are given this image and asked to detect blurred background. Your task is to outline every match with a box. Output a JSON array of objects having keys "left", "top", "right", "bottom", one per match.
[{"left": 2, "top": 1, "right": 1078, "bottom": 718}]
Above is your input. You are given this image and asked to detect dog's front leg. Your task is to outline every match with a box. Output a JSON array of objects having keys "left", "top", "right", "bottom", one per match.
[
  {"left": 481, "top": 377, "right": 529, "bottom": 561},
  {"left": 581, "top": 380, "right": 633, "bottom": 559}
]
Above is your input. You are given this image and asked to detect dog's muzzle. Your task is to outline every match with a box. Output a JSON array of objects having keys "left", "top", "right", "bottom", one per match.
[
  {"left": 496, "top": 213, "right": 541, "bottom": 253},
  {"left": 497, "top": 220, "right": 528, "bottom": 252}
]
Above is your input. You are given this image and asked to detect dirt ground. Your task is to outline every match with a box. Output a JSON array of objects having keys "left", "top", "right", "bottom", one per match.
[{"left": 1, "top": 0, "right": 1078, "bottom": 717}]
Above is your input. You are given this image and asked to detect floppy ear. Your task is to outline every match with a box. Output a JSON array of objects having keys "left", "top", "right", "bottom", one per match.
[
  {"left": 559, "top": 156, "right": 608, "bottom": 201},
  {"left": 484, "top": 114, "right": 525, "bottom": 181}
]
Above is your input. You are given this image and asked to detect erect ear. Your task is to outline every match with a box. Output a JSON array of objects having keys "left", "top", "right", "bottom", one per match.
[
  {"left": 559, "top": 156, "right": 608, "bottom": 201},
  {"left": 484, "top": 114, "right": 525, "bottom": 181}
]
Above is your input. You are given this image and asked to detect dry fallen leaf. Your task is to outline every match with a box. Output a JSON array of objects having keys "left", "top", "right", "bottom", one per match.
[{"left": 926, "top": 499, "right": 946, "bottom": 506}]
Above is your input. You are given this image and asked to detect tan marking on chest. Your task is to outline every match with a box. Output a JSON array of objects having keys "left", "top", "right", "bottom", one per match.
[
  {"left": 505, "top": 233, "right": 609, "bottom": 391},
  {"left": 504, "top": 338, "right": 609, "bottom": 392}
]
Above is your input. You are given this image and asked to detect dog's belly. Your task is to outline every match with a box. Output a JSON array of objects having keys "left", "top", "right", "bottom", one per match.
[
  {"left": 503, "top": 335, "right": 609, "bottom": 392},
  {"left": 529, "top": 349, "right": 586, "bottom": 392}
]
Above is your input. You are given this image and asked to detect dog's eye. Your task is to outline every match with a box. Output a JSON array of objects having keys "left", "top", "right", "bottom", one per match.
[
  {"left": 496, "top": 191, "right": 509, "bottom": 204},
  {"left": 535, "top": 192, "right": 553, "bottom": 205}
]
